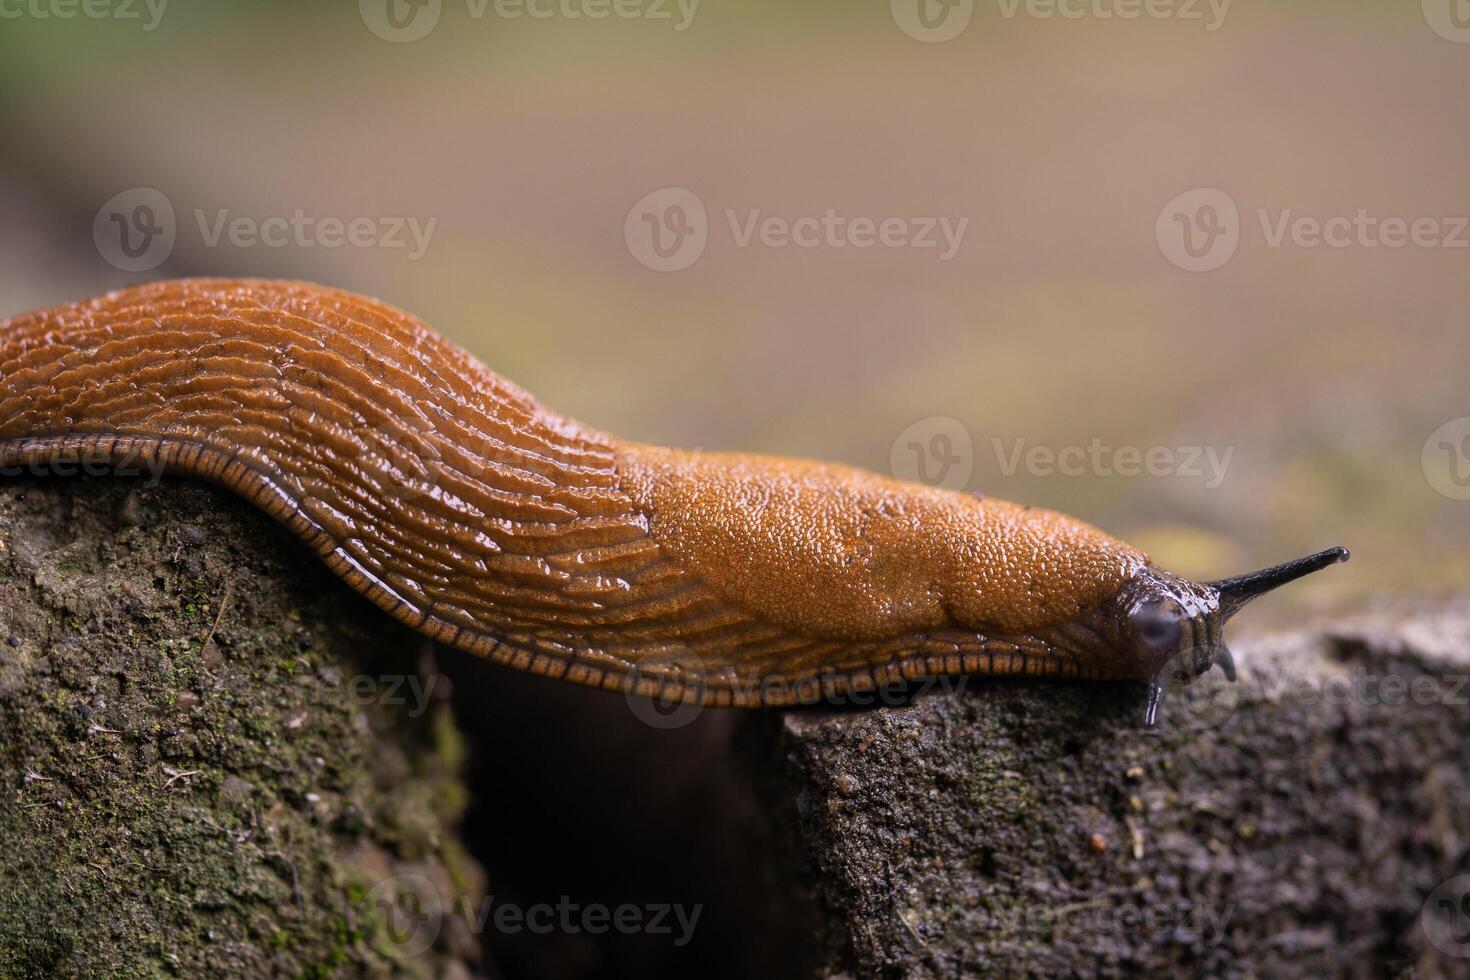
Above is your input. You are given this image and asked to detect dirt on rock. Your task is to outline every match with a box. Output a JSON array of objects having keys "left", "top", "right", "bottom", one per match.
[
  {"left": 0, "top": 475, "right": 484, "bottom": 979},
  {"left": 756, "top": 599, "right": 1470, "bottom": 978}
]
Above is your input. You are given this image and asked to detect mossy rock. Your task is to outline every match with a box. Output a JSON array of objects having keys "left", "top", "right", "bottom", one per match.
[
  {"left": 759, "top": 599, "right": 1470, "bottom": 978},
  {"left": 0, "top": 476, "right": 484, "bottom": 979}
]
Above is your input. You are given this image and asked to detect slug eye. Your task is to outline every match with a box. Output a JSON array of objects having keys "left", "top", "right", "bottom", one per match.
[{"left": 1132, "top": 603, "right": 1183, "bottom": 648}]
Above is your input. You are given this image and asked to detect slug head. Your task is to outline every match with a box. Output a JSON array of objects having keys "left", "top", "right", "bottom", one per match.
[{"left": 1113, "top": 546, "right": 1350, "bottom": 727}]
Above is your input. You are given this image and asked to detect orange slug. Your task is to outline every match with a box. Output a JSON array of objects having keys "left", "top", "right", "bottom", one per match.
[{"left": 0, "top": 279, "right": 1347, "bottom": 724}]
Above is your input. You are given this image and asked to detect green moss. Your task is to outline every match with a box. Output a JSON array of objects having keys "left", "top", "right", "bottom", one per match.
[{"left": 0, "top": 477, "right": 485, "bottom": 978}]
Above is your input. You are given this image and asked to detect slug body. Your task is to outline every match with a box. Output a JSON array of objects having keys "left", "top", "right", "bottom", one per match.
[{"left": 0, "top": 280, "right": 1346, "bottom": 719}]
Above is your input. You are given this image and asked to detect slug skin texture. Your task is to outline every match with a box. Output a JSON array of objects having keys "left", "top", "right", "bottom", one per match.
[{"left": 0, "top": 279, "right": 1226, "bottom": 708}]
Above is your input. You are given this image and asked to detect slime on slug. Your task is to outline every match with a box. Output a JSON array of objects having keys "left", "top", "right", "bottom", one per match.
[{"left": 0, "top": 279, "right": 1348, "bottom": 724}]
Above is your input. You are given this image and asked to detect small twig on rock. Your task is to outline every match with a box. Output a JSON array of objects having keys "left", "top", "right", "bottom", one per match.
[
  {"left": 201, "top": 579, "right": 233, "bottom": 657},
  {"left": 162, "top": 766, "right": 203, "bottom": 790}
]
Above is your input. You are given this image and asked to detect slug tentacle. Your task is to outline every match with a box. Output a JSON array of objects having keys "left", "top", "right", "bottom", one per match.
[
  {"left": 1208, "top": 547, "right": 1351, "bottom": 620},
  {"left": 0, "top": 279, "right": 1347, "bottom": 719}
]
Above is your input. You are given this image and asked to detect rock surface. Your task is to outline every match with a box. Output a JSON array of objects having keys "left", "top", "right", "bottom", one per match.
[
  {"left": 758, "top": 597, "right": 1470, "bottom": 978},
  {"left": 3, "top": 474, "right": 1468, "bottom": 979},
  {"left": 0, "top": 475, "right": 485, "bottom": 978}
]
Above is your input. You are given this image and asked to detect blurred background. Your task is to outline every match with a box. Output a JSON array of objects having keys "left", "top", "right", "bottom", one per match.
[
  {"left": 2, "top": 1, "right": 1466, "bottom": 605},
  {"left": 1, "top": 1, "right": 1466, "bottom": 975}
]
